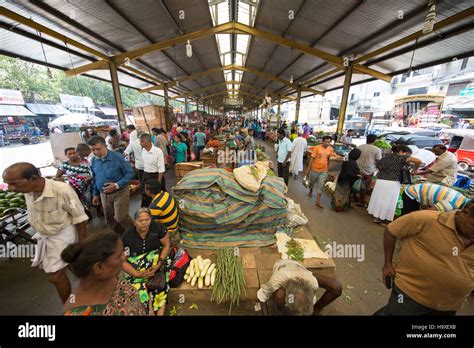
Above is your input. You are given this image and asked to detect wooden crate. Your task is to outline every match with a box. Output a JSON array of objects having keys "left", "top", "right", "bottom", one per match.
[
  {"left": 175, "top": 161, "right": 204, "bottom": 181},
  {"left": 133, "top": 105, "right": 172, "bottom": 133},
  {"left": 201, "top": 151, "right": 218, "bottom": 167}
]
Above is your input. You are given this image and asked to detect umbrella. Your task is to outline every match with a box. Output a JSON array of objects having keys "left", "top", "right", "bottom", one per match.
[{"left": 49, "top": 113, "right": 105, "bottom": 127}]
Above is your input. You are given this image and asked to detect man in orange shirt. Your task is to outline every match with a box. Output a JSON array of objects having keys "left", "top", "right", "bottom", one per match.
[{"left": 304, "top": 136, "right": 339, "bottom": 208}]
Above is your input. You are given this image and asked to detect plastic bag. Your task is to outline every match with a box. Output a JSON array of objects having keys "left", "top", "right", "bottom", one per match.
[
  {"left": 352, "top": 179, "right": 363, "bottom": 192},
  {"left": 233, "top": 162, "right": 268, "bottom": 192},
  {"left": 286, "top": 198, "right": 308, "bottom": 227}
]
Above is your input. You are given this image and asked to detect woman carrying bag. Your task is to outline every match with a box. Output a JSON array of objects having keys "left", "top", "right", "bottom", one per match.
[{"left": 367, "top": 145, "right": 419, "bottom": 225}]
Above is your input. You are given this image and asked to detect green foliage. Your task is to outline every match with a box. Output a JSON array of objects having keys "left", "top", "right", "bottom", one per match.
[{"left": 0, "top": 55, "right": 184, "bottom": 109}]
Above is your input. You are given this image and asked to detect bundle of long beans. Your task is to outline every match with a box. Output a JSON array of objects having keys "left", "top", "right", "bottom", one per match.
[{"left": 211, "top": 248, "right": 246, "bottom": 314}]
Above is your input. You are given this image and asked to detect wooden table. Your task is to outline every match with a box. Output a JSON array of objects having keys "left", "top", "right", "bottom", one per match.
[{"left": 168, "top": 225, "right": 335, "bottom": 305}]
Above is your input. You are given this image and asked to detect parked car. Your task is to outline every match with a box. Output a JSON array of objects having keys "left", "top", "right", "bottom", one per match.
[
  {"left": 439, "top": 129, "right": 474, "bottom": 172},
  {"left": 395, "top": 135, "right": 443, "bottom": 149},
  {"left": 344, "top": 117, "right": 368, "bottom": 138},
  {"left": 378, "top": 129, "right": 436, "bottom": 143}
]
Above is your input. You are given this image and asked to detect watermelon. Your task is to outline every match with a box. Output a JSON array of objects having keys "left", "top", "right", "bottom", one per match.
[
  {"left": 0, "top": 192, "right": 6, "bottom": 199},
  {"left": 0, "top": 199, "right": 8, "bottom": 205},
  {"left": 8, "top": 202, "right": 20, "bottom": 208},
  {"left": 5, "top": 193, "right": 16, "bottom": 200}
]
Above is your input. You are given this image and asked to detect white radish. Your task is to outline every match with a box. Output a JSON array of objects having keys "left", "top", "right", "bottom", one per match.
[
  {"left": 184, "top": 274, "right": 188, "bottom": 281},
  {"left": 190, "top": 275, "right": 198, "bottom": 287},
  {"left": 204, "top": 273, "right": 211, "bottom": 287},
  {"left": 186, "top": 260, "right": 193, "bottom": 275},
  {"left": 198, "top": 276, "right": 204, "bottom": 289},
  {"left": 210, "top": 268, "right": 217, "bottom": 286},
  {"left": 186, "top": 273, "right": 192, "bottom": 283},
  {"left": 189, "top": 260, "right": 195, "bottom": 278},
  {"left": 197, "top": 256, "right": 204, "bottom": 271},
  {"left": 201, "top": 263, "right": 211, "bottom": 278},
  {"left": 206, "top": 263, "right": 216, "bottom": 276},
  {"left": 203, "top": 259, "right": 211, "bottom": 266},
  {"left": 194, "top": 260, "right": 200, "bottom": 276}
]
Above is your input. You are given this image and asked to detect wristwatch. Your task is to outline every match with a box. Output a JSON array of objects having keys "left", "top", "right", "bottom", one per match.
[{"left": 115, "top": 183, "right": 119, "bottom": 190}]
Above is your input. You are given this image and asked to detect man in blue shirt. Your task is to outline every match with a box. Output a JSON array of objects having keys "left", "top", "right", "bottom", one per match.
[
  {"left": 88, "top": 135, "right": 134, "bottom": 234},
  {"left": 193, "top": 127, "right": 207, "bottom": 161},
  {"left": 276, "top": 129, "right": 292, "bottom": 186}
]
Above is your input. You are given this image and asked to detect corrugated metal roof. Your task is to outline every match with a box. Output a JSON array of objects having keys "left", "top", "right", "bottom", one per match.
[
  {"left": 25, "top": 103, "right": 69, "bottom": 115},
  {"left": 0, "top": 0, "right": 473, "bottom": 106},
  {"left": 0, "top": 105, "right": 37, "bottom": 116}
]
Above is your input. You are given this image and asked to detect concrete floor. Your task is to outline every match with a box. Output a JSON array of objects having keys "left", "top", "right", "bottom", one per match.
[{"left": 0, "top": 143, "right": 473, "bottom": 316}]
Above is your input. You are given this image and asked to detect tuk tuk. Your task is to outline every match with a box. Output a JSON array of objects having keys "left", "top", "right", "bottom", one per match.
[{"left": 439, "top": 129, "right": 474, "bottom": 171}]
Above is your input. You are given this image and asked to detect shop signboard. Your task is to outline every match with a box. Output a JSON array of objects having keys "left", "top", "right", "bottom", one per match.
[
  {"left": 60, "top": 94, "right": 94, "bottom": 108},
  {"left": 460, "top": 86, "right": 474, "bottom": 97},
  {"left": 0, "top": 89, "right": 25, "bottom": 105}
]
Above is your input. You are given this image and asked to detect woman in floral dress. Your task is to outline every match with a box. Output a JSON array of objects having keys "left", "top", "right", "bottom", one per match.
[
  {"left": 121, "top": 208, "right": 171, "bottom": 315},
  {"left": 62, "top": 232, "right": 147, "bottom": 316}
]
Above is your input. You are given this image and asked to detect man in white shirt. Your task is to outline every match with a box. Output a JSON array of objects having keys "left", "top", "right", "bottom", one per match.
[
  {"left": 2, "top": 163, "right": 88, "bottom": 303},
  {"left": 276, "top": 129, "right": 292, "bottom": 186},
  {"left": 340, "top": 129, "right": 354, "bottom": 147},
  {"left": 139, "top": 133, "right": 165, "bottom": 207},
  {"left": 257, "top": 259, "right": 342, "bottom": 315},
  {"left": 289, "top": 130, "right": 307, "bottom": 180},
  {"left": 124, "top": 129, "right": 145, "bottom": 181},
  {"left": 418, "top": 144, "right": 457, "bottom": 185},
  {"left": 356, "top": 134, "right": 382, "bottom": 207}
]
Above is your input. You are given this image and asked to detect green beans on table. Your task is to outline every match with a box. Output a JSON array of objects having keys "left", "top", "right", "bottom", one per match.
[{"left": 211, "top": 248, "right": 247, "bottom": 314}]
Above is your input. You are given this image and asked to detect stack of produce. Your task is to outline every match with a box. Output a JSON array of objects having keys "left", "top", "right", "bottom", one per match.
[
  {"left": 184, "top": 255, "right": 217, "bottom": 288},
  {"left": 374, "top": 139, "right": 392, "bottom": 150},
  {"left": 173, "top": 168, "right": 288, "bottom": 249},
  {"left": 211, "top": 248, "right": 246, "bottom": 313},
  {"left": 0, "top": 192, "right": 26, "bottom": 216}
]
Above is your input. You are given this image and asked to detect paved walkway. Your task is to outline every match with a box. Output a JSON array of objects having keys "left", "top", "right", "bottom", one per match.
[{"left": 0, "top": 142, "right": 472, "bottom": 315}]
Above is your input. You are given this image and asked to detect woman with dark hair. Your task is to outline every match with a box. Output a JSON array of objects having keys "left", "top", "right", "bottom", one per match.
[
  {"left": 122, "top": 208, "right": 171, "bottom": 316},
  {"left": 54, "top": 147, "right": 93, "bottom": 214},
  {"left": 368, "top": 145, "right": 418, "bottom": 224},
  {"left": 332, "top": 148, "right": 361, "bottom": 212},
  {"left": 62, "top": 232, "right": 146, "bottom": 316},
  {"left": 173, "top": 133, "right": 188, "bottom": 164}
]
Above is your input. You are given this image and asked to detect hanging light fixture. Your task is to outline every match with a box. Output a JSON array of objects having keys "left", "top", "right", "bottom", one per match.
[
  {"left": 422, "top": 0, "right": 436, "bottom": 34},
  {"left": 290, "top": 75, "right": 294, "bottom": 84},
  {"left": 186, "top": 40, "right": 193, "bottom": 58}
]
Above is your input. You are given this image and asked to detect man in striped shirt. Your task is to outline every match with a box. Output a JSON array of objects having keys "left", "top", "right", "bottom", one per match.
[
  {"left": 401, "top": 183, "right": 471, "bottom": 216},
  {"left": 144, "top": 179, "right": 180, "bottom": 244}
]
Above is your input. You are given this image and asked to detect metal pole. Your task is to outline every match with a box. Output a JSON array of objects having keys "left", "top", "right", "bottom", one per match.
[
  {"left": 163, "top": 84, "right": 172, "bottom": 130},
  {"left": 185, "top": 96, "right": 188, "bottom": 115},
  {"left": 336, "top": 66, "right": 353, "bottom": 140},
  {"left": 197, "top": 99, "right": 200, "bottom": 113},
  {"left": 276, "top": 95, "right": 281, "bottom": 128},
  {"left": 295, "top": 86, "right": 302, "bottom": 123},
  {"left": 109, "top": 58, "right": 126, "bottom": 132}
]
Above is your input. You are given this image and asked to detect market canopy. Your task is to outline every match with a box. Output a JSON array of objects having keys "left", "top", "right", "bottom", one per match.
[
  {"left": 48, "top": 113, "right": 105, "bottom": 127},
  {"left": 25, "top": 103, "right": 69, "bottom": 115},
  {"left": 0, "top": 104, "right": 36, "bottom": 116},
  {"left": 0, "top": 0, "right": 473, "bottom": 110}
]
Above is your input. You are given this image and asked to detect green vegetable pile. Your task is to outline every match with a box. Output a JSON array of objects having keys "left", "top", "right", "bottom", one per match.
[
  {"left": 0, "top": 191, "right": 26, "bottom": 216},
  {"left": 374, "top": 140, "right": 392, "bottom": 149},
  {"left": 211, "top": 248, "right": 247, "bottom": 314},
  {"left": 286, "top": 238, "right": 305, "bottom": 261}
]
